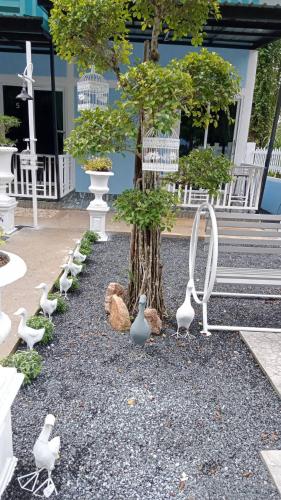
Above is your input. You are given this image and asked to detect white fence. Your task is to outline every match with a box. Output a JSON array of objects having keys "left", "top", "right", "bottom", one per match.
[
  {"left": 253, "top": 147, "right": 281, "bottom": 174},
  {"left": 167, "top": 164, "right": 264, "bottom": 211},
  {"left": 8, "top": 154, "right": 75, "bottom": 200}
]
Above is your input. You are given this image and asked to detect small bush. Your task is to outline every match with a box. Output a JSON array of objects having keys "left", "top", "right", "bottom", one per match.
[
  {"left": 27, "top": 316, "right": 54, "bottom": 345},
  {"left": 48, "top": 292, "right": 69, "bottom": 314},
  {"left": 79, "top": 240, "right": 92, "bottom": 256},
  {"left": 54, "top": 275, "right": 80, "bottom": 292},
  {"left": 83, "top": 230, "right": 99, "bottom": 243},
  {"left": 0, "top": 350, "right": 43, "bottom": 385}
]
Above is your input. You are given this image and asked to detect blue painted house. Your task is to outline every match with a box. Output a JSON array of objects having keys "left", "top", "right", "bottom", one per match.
[{"left": 1, "top": 0, "right": 281, "bottom": 203}]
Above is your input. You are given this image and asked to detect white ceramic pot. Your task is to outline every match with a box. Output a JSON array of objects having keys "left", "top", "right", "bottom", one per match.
[
  {"left": 86, "top": 170, "right": 114, "bottom": 209},
  {"left": 0, "top": 147, "right": 17, "bottom": 203}
]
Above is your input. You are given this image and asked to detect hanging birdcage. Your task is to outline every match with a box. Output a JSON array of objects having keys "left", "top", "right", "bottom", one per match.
[
  {"left": 19, "top": 144, "right": 38, "bottom": 170},
  {"left": 77, "top": 67, "right": 109, "bottom": 111},
  {"left": 142, "top": 129, "right": 180, "bottom": 173}
]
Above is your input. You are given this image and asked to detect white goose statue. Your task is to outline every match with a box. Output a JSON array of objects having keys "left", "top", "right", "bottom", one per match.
[
  {"left": 35, "top": 282, "right": 58, "bottom": 318},
  {"left": 59, "top": 264, "right": 73, "bottom": 298},
  {"left": 14, "top": 307, "right": 45, "bottom": 349},
  {"left": 67, "top": 250, "right": 82, "bottom": 277},
  {"left": 73, "top": 239, "right": 86, "bottom": 263},
  {"left": 174, "top": 280, "right": 195, "bottom": 338},
  {"left": 18, "top": 414, "right": 60, "bottom": 497}
]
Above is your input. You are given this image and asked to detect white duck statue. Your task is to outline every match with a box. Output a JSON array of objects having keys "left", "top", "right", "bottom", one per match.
[
  {"left": 67, "top": 250, "right": 82, "bottom": 277},
  {"left": 174, "top": 280, "right": 195, "bottom": 338},
  {"left": 18, "top": 414, "right": 60, "bottom": 497},
  {"left": 59, "top": 264, "right": 73, "bottom": 298},
  {"left": 35, "top": 282, "right": 58, "bottom": 318},
  {"left": 14, "top": 307, "right": 45, "bottom": 349},
  {"left": 73, "top": 239, "right": 86, "bottom": 263},
  {"left": 130, "top": 294, "right": 151, "bottom": 347}
]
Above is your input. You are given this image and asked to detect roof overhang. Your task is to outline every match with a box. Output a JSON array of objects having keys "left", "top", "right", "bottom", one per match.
[{"left": 0, "top": 15, "right": 51, "bottom": 54}]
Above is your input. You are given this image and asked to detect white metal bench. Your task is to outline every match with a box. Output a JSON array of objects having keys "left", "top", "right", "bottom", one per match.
[{"left": 188, "top": 203, "right": 281, "bottom": 335}]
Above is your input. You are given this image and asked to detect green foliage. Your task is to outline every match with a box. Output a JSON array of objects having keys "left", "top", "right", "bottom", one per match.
[
  {"left": 79, "top": 240, "right": 92, "bottom": 256},
  {"left": 0, "top": 115, "right": 20, "bottom": 146},
  {"left": 120, "top": 62, "right": 193, "bottom": 132},
  {"left": 164, "top": 149, "right": 233, "bottom": 197},
  {"left": 0, "top": 350, "right": 42, "bottom": 385},
  {"left": 83, "top": 156, "right": 112, "bottom": 172},
  {"left": 268, "top": 170, "right": 281, "bottom": 179},
  {"left": 173, "top": 50, "right": 240, "bottom": 128},
  {"left": 64, "top": 107, "right": 136, "bottom": 161},
  {"left": 249, "top": 40, "right": 281, "bottom": 147},
  {"left": 27, "top": 316, "right": 54, "bottom": 345},
  {"left": 114, "top": 188, "right": 177, "bottom": 231},
  {"left": 83, "top": 230, "right": 99, "bottom": 243},
  {"left": 50, "top": 0, "right": 131, "bottom": 73},
  {"left": 48, "top": 293, "right": 69, "bottom": 314},
  {"left": 274, "top": 124, "right": 281, "bottom": 149},
  {"left": 54, "top": 275, "right": 80, "bottom": 292}
]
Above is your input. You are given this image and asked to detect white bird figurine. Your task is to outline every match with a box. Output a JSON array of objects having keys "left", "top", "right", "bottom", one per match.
[
  {"left": 174, "top": 280, "right": 195, "bottom": 338},
  {"left": 0, "top": 311, "right": 11, "bottom": 344},
  {"left": 35, "top": 282, "right": 58, "bottom": 318},
  {"left": 14, "top": 307, "right": 45, "bottom": 349},
  {"left": 18, "top": 414, "right": 60, "bottom": 497},
  {"left": 73, "top": 239, "right": 86, "bottom": 263},
  {"left": 67, "top": 250, "right": 82, "bottom": 277},
  {"left": 59, "top": 264, "right": 73, "bottom": 298}
]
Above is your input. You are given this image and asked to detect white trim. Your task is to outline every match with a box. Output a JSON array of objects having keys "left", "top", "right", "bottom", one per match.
[{"left": 234, "top": 50, "right": 258, "bottom": 166}]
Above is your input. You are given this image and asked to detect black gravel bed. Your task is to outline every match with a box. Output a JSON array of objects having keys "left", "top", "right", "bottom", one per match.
[{"left": 3, "top": 234, "right": 281, "bottom": 500}]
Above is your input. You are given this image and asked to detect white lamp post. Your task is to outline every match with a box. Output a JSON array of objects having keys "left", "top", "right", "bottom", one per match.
[{"left": 17, "top": 41, "right": 38, "bottom": 229}]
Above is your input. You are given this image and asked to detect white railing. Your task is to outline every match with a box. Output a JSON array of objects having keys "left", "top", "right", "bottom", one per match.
[
  {"left": 167, "top": 164, "right": 264, "bottom": 211},
  {"left": 253, "top": 147, "right": 281, "bottom": 174},
  {"left": 8, "top": 154, "right": 75, "bottom": 200}
]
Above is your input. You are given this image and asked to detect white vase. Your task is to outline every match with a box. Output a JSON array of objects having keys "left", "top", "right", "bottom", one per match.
[
  {"left": 86, "top": 170, "right": 114, "bottom": 241},
  {"left": 0, "top": 251, "right": 27, "bottom": 345},
  {"left": 0, "top": 147, "right": 18, "bottom": 234}
]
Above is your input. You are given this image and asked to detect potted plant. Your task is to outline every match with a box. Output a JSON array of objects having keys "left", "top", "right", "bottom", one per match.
[
  {"left": 0, "top": 114, "right": 20, "bottom": 178},
  {"left": 83, "top": 156, "right": 114, "bottom": 209}
]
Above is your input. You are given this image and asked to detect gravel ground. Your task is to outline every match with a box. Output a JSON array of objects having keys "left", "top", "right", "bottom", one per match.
[{"left": 3, "top": 234, "right": 281, "bottom": 500}]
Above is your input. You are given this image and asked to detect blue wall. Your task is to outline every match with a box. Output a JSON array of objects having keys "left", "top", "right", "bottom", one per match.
[
  {"left": 0, "top": 52, "right": 67, "bottom": 77},
  {"left": 76, "top": 43, "right": 250, "bottom": 194},
  {"left": 262, "top": 177, "right": 281, "bottom": 214}
]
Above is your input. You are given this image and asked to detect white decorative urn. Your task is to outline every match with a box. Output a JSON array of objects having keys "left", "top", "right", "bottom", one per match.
[
  {"left": 0, "top": 251, "right": 27, "bottom": 346},
  {"left": 86, "top": 170, "right": 114, "bottom": 241},
  {"left": 0, "top": 367, "right": 24, "bottom": 496},
  {"left": 0, "top": 147, "right": 17, "bottom": 234}
]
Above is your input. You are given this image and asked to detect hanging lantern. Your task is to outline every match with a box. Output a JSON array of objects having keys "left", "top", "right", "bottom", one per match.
[
  {"left": 77, "top": 67, "right": 109, "bottom": 111},
  {"left": 142, "top": 129, "right": 180, "bottom": 173}
]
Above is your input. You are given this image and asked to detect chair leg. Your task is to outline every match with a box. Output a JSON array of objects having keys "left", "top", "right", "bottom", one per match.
[{"left": 201, "top": 302, "right": 211, "bottom": 337}]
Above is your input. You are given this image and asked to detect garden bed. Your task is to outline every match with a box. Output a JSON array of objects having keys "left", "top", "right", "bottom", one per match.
[{"left": 3, "top": 234, "right": 281, "bottom": 499}]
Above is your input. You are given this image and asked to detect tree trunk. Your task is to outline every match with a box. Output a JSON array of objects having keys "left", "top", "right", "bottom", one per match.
[{"left": 127, "top": 31, "right": 165, "bottom": 318}]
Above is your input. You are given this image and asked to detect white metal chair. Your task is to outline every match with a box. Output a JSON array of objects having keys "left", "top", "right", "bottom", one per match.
[{"left": 189, "top": 203, "right": 281, "bottom": 335}]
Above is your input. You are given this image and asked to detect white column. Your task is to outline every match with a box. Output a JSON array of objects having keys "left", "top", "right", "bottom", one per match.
[{"left": 234, "top": 50, "right": 258, "bottom": 166}]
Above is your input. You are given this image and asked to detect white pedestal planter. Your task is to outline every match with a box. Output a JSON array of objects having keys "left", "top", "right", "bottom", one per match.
[
  {"left": 0, "top": 367, "right": 24, "bottom": 496},
  {"left": 0, "top": 251, "right": 27, "bottom": 344},
  {"left": 0, "top": 147, "right": 18, "bottom": 234},
  {"left": 86, "top": 170, "right": 114, "bottom": 242}
]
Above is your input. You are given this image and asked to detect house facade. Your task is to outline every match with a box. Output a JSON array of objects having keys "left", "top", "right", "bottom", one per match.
[{"left": 0, "top": 0, "right": 281, "bottom": 203}]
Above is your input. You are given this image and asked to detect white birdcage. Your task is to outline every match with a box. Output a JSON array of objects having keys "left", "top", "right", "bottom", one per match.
[
  {"left": 142, "top": 129, "right": 180, "bottom": 173},
  {"left": 77, "top": 67, "right": 109, "bottom": 111}
]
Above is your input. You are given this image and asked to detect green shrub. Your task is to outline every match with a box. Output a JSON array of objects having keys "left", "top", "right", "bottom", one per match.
[
  {"left": 54, "top": 275, "right": 80, "bottom": 292},
  {"left": 27, "top": 316, "right": 54, "bottom": 345},
  {"left": 0, "top": 350, "right": 43, "bottom": 385},
  {"left": 83, "top": 230, "right": 99, "bottom": 243},
  {"left": 268, "top": 170, "right": 281, "bottom": 179},
  {"left": 79, "top": 240, "right": 92, "bottom": 256},
  {"left": 83, "top": 156, "right": 112, "bottom": 172},
  {"left": 48, "top": 292, "right": 69, "bottom": 313}
]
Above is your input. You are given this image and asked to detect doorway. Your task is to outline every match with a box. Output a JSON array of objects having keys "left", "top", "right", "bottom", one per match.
[{"left": 3, "top": 86, "right": 64, "bottom": 154}]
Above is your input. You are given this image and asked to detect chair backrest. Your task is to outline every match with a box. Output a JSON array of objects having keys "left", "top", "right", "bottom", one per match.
[{"left": 205, "top": 212, "right": 281, "bottom": 255}]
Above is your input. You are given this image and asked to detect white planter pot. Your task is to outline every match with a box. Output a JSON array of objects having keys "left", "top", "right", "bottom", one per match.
[
  {"left": 0, "top": 147, "right": 18, "bottom": 234},
  {"left": 85, "top": 170, "right": 114, "bottom": 241},
  {"left": 0, "top": 367, "right": 24, "bottom": 497},
  {"left": 0, "top": 251, "right": 27, "bottom": 345}
]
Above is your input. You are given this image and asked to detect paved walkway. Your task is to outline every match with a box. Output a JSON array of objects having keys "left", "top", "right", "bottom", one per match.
[{"left": 0, "top": 208, "right": 199, "bottom": 358}]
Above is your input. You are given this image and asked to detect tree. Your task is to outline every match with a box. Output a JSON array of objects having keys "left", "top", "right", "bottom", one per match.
[
  {"left": 50, "top": 0, "right": 240, "bottom": 316},
  {"left": 249, "top": 40, "right": 281, "bottom": 148}
]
